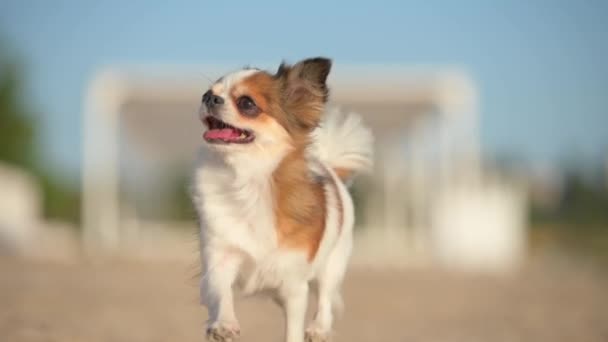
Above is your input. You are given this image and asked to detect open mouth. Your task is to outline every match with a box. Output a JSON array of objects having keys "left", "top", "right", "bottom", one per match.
[{"left": 203, "top": 116, "right": 255, "bottom": 144}]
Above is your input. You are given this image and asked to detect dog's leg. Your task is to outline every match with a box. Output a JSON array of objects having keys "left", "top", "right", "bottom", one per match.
[
  {"left": 305, "top": 281, "right": 336, "bottom": 342},
  {"left": 282, "top": 283, "right": 309, "bottom": 342},
  {"left": 306, "top": 235, "right": 352, "bottom": 342},
  {"left": 202, "top": 252, "right": 241, "bottom": 342}
]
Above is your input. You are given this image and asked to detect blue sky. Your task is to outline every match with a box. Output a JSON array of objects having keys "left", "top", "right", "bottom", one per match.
[{"left": 1, "top": 0, "right": 607, "bottom": 181}]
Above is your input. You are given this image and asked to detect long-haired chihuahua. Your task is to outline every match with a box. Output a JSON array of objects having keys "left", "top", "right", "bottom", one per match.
[{"left": 192, "top": 57, "right": 373, "bottom": 342}]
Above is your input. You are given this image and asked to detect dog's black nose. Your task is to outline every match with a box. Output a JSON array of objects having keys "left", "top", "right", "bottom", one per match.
[{"left": 202, "top": 90, "right": 224, "bottom": 108}]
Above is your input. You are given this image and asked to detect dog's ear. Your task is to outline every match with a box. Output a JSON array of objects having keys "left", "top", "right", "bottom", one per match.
[{"left": 275, "top": 57, "right": 332, "bottom": 130}]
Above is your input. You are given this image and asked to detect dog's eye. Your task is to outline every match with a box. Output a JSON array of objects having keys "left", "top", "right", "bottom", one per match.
[{"left": 236, "top": 96, "right": 260, "bottom": 117}]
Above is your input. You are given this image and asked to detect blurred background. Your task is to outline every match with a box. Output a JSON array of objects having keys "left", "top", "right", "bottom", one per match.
[{"left": 1, "top": 1, "right": 607, "bottom": 341}]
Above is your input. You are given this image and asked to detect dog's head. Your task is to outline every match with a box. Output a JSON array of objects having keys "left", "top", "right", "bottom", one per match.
[{"left": 199, "top": 57, "right": 332, "bottom": 159}]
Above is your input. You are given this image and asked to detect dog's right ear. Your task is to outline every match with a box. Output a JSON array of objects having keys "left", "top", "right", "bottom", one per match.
[
  {"left": 275, "top": 57, "right": 332, "bottom": 130},
  {"left": 276, "top": 57, "right": 332, "bottom": 98}
]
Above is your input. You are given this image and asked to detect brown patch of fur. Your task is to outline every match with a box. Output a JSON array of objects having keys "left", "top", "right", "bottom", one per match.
[
  {"left": 232, "top": 72, "right": 307, "bottom": 146},
  {"left": 233, "top": 58, "right": 334, "bottom": 261},
  {"left": 231, "top": 72, "right": 275, "bottom": 114},
  {"left": 272, "top": 149, "right": 326, "bottom": 261},
  {"left": 232, "top": 58, "right": 332, "bottom": 146},
  {"left": 274, "top": 58, "right": 331, "bottom": 132}
]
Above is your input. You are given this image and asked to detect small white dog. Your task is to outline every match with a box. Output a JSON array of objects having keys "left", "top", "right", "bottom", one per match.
[{"left": 192, "top": 57, "right": 373, "bottom": 342}]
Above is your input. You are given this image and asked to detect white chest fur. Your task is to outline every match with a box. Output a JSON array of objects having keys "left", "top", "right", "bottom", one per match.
[
  {"left": 194, "top": 153, "right": 278, "bottom": 257},
  {"left": 193, "top": 151, "right": 314, "bottom": 295}
]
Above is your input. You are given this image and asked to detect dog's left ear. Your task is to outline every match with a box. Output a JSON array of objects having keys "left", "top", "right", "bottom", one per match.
[{"left": 276, "top": 57, "right": 332, "bottom": 130}]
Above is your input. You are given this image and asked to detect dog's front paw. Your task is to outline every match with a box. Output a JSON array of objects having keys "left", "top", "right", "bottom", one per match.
[
  {"left": 305, "top": 326, "right": 330, "bottom": 342},
  {"left": 206, "top": 321, "right": 240, "bottom": 342}
]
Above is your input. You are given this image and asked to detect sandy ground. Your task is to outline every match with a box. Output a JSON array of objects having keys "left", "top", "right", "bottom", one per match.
[{"left": 1, "top": 257, "right": 607, "bottom": 342}]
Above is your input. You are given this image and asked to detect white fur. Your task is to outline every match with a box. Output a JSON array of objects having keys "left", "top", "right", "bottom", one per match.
[
  {"left": 193, "top": 75, "right": 373, "bottom": 341},
  {"left": 310, "top": 107, "right": 374, "bottom": 181}
]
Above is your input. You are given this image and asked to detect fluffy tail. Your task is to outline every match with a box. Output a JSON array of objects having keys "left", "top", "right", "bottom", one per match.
[{"left": 310, "top": 107, "right": 374, "bottom": 184}]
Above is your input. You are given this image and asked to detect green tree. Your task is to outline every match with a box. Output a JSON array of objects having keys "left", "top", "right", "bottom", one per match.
[
  {"left": 0, "top": 58, "right": 36, "bottom": 168},
  {"left": 0, "top": 41, "right": 80, "bottom": 224}
]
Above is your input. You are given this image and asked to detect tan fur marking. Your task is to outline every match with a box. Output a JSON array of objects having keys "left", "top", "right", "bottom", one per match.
[
  {"left": 231, "top": 72, "right": 275, "bottom": 113},
  {"left": 272, "top": 150, "right": 326, "bottom": 261},
  {"left": 233, "top": 65, "right": 334, "bottom": 261},
  {"left": 232, "top": 73, "right": 304, "bottom": 139}
]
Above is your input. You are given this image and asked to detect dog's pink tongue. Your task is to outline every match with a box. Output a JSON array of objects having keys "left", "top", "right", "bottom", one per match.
[{"left": 204, "top": 128, "right": 240, "bottom": 140}]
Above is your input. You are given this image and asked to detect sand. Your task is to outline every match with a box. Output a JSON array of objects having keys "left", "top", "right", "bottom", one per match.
[{"left": 1, "top": 257, "right": 607, "bottom": 342}]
